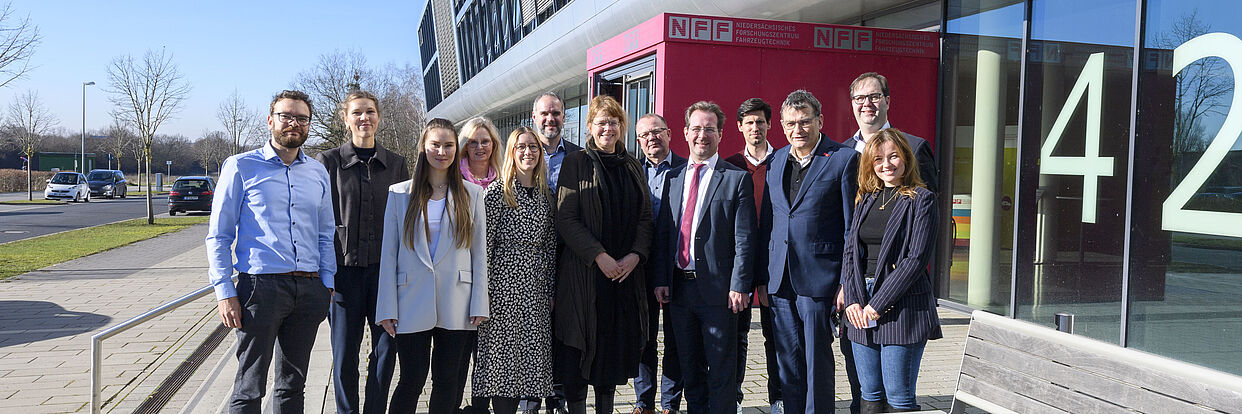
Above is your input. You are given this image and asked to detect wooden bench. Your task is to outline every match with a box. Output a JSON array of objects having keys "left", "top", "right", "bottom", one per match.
[{"left": 950, "top": 310, "right": 1242, "bottom": 414}]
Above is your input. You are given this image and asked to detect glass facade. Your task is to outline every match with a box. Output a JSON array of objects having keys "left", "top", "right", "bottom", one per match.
[{"left": 941, "top": 0, "right": 1242, "bottom": 374}]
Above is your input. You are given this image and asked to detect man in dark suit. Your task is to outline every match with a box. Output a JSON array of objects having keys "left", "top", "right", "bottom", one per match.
[
  {"left": 840, "top": 72, "right": 938, "bottom": 194},
  {"left": 766, "top": 90, "right": 859, "bottom": 414},
  {"left": 633, "top": 113, "right": 686, "bottom": 414},
  {"left": 534, "top": 92, "right": 583, "bottom": 195},
  {"left": 653, "top": 101, "right": 756, "bottom": 414}
]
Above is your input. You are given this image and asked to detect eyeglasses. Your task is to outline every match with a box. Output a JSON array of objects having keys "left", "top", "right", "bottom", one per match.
[
  {"left": 688, "top": 126, "right": 719, "bottom": 135},
  {"left": 781, "top": 119, "right": 815, "bottom": 130},
  {"left": 514, "top": 143, "right": 541, "bottom": 153},
  {"left": 273, "top": 112, "right": 311, "bottom": 126},
  {"left": 637, "top": 128, "right": 668, "bottom": 139},
  {"left": 851, "top": 93, "right": 886, "bottom": 104},
  {"left": 592, "top": 120, "right": 620, "bottom": 128},
  {"left": 468, "top": 139, "right": 492, "bottom": 148}
]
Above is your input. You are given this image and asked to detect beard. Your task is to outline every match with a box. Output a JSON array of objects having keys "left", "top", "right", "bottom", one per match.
[
  {"left": 272, "top": 126, "right": 308, "bottom": 149},
  {"left": 538, "top": 123, "right": 561, "bottom": 140}
]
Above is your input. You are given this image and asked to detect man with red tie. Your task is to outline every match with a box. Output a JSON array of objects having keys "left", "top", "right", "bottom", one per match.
[{"left": 652, "top": 101, "right": 757, "bottom": 414}]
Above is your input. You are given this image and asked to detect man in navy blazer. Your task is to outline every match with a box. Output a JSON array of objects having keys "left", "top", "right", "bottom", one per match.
[
  {"left": 653, "top": 101, "right": 756, "bottom": 414},
  {"left": 766, "top": 90, "right": 859, "bottom": 414}
]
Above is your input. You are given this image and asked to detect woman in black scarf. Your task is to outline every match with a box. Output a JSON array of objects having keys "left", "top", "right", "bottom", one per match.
[{"left": 553, "top": 95, "right": 653, "bottom": 413}]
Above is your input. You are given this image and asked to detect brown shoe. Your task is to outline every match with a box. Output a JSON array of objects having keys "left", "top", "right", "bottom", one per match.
[
  {"left": 631, "top": 409, "right": 654, "bottom": 414},
  {"left": 662, "top": 410, "right": 677, "bottom": 414}
]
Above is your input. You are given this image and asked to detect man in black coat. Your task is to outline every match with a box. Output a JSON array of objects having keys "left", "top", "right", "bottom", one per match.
[{"left": 840, "top": 72, "right": 938, "bottom": 194}]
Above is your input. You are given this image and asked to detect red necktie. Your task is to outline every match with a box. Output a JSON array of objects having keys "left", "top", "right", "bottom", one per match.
[{"left": 678, "top": 163, "right": 705, "bottom": 268}]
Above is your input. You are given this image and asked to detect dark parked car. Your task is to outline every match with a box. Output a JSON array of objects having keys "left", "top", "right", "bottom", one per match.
[
  {"left": 168, "top": 176, "right": 215, "bottom": 215},
  {"left": 87, "top": 169, "right": 128, "bottom": 199}
]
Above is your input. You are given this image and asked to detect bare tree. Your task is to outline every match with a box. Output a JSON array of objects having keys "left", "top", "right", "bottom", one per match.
[
  {"left": 0, "top": 3, "right": 41, "bottom": 89},
  {"left": 291, "top": 50, "right": 381, "bottom": 150},
  {"left": 374, "top": 63, "right": 427, "bottom": 162},
  {"left": 102, "top": 117, "right": 134, "bottom": 173},
  {"left": 193, "top": 130, "right": 230, "bottom": 175},
  {"left": 216, "top": 89, "right": 259, "bottom": 154},
  {"left": 106, "top": 48, "right": 191, "bottom": 224},
  {"left": 5, "top": 90, "right": 57, "bottom": 200},
  {"left": 1154, "top": 10, "right": 1234, "bottom": 157}
]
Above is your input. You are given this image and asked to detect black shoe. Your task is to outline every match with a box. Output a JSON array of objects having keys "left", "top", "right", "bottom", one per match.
[
  {"left": 860, "top": 399, "right": 887, "bottom": 414},
  {"left": 884, "top": 403, "right": 921, "bottom": 412}
]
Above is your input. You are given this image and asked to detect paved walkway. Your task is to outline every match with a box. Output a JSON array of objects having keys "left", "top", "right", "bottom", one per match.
[{"left": 0, "top": 222, "right": 973, "bottom": 413}]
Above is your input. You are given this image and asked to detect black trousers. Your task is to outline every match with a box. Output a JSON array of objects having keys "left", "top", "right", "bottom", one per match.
[
  {"left": 229, "top": 273, "right": 330, "bottom": 414},
  {"left": 329, "top": 264, "right": 396, "bottom": 414},
  {"left": 390, "top": 328, "right": 475, "bottom": 414}
]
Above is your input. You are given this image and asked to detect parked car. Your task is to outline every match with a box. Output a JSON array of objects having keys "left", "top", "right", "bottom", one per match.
[
  {"left": 45, "top": 172, "right": 91, "bottom": 202},
  {"left": 168, "top": 176, "right": 215, "bottom": 215},
  {"left": 87, "top": 169, "right": 128, "bottom": 199}
]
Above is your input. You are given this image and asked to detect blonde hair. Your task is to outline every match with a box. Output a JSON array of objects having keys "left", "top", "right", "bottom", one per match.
[
  {"left": 856, "top": 128, "right": 925, "bottom": 204},
  {"left": 404, "top": 118, "right": 474, "bottom": 250},
  {"left": 499, "top": 126, "right": 550, "bottom": 208},
  {"left": 458, "top": 117, "right": 502, "bottom": 176}
]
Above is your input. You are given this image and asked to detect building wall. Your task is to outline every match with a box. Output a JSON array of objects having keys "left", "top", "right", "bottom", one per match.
[{"left": 941, "top": 0, "right": 1242, "bottom": 376}]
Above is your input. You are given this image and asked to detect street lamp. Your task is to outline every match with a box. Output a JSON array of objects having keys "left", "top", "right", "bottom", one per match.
[{"left": 82, "top": 81, "right": 95, "bottom": 172}]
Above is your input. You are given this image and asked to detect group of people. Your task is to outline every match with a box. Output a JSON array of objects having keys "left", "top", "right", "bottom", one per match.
[{"left": 205, "top": 71, "right": 943, "bottom": 414}]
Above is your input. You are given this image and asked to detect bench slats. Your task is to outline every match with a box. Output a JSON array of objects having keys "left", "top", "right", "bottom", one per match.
[
  {"left": 952, "top": 311, "right": 1242, "bottom": 414},
  {"left": 955, "top": 374, "right": 1068, "bottom": 414},
  {"left": 958, "top": 350, "right": 1137, "bottom": 412}
]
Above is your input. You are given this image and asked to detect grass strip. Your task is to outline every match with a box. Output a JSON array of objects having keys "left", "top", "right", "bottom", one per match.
[
  {"left": 0, "top": 199, "right": 63, "bottom": 205},
  {"left": 0, "top": 216, "right": 209, "bottom": 280}
]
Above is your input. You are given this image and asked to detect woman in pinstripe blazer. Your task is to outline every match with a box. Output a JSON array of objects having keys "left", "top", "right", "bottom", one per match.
[{"left": 842, "top": 128, "right": 942, "bottom": 413}]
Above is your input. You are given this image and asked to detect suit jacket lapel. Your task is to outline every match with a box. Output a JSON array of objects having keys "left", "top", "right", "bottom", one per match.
[
  {"left": 697, "top": 163, "right": 726, "bottom": 229},
  {"left": 851, "top": 192, "right": 876, "bottom": 279},
  {"left": 770, "top": 150, "right": 791, "bottom": 207},
  {"left": 876, "top": 194, "right": 912, "bottom": 271},
  {"left": 432, "top": 192, "right": 454, "bottom": 264},
  {"left": 790, "top": 136, "right": 832, "bottom": 211},
  {"left": 414, "top": 203, "right": 434, "bottom": 268},
  {"left": 668, "top": 166, "right": 686, "bottom": 226}
]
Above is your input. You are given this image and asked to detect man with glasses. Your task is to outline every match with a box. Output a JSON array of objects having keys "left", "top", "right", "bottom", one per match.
[
  {"left": 765, "top": 90, "right": 858, "bottom": 414},
  {"left": 207, "top": 90, "right": 336, "bottom": 413},
  {"left": 652, "top": 101, "right": 756, "bottom": 414},
  {"left": 723, "top": 98, "right": 784, "bottom": 414},
  {"left": 632, "top": 113, "right": 686, "bottom": 414},
  {"left": 842, "top": 72, "right": 938, "bottom": 193},
  {"left": 533, "top": 92, "right": 583, "bottom": 194}
]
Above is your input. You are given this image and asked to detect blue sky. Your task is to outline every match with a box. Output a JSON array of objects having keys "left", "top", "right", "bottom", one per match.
[{"left": 0, "top": 1, "right": 423, "bottom": 139}]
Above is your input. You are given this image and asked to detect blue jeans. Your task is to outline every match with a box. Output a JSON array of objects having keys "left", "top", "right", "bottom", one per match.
[{"left": 850, "top": 340, "right": 927, "bottom": 409}]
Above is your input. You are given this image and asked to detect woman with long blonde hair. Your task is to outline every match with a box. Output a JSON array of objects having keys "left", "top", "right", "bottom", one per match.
[
  {"left": 840, "top": 128, "right": 941, "bottom": 413},
  {"left": 470, "top": 126, "right": 557, "bottom": 413},
  {"left": 376, "top": 118, "right": 488, "bottom": 414}
]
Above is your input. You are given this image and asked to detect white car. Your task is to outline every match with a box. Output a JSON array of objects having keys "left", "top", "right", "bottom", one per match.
[{"left": 44, "top": 172, "right": 91, "bottom": 202}]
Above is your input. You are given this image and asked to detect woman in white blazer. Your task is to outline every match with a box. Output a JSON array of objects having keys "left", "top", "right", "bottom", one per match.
[{"left": 377, "top": 118, "right": 488, "bottom": 414}]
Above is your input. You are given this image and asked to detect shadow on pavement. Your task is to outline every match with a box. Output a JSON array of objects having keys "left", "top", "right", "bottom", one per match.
[{"left": 0, "top": 300, "right": 111, "bottom": 346}]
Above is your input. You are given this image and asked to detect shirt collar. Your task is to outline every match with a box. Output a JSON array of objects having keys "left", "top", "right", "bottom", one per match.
[
  {"left": 852, "top": 121, "right": 893, "bottom": 144},
  {"left": 687, "top": 153, "right": 719, "bottom": 171},
  {"left": 743, "top": 142, "right": 775, "bottom": 165},
  {"left": 341, "top": 140, "right": 389, "bottom": 168},
  {"left": 643, "top": 152, "right": 672, "bottom": 169},
  {"left": 261, "top": 141, "right": 308, "bottom": 165},
  {"left": 544, "top": 138, "right": 566, "bottom": 156}
]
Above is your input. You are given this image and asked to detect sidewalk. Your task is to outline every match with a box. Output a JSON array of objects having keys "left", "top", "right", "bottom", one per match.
[{"left": 0, "top": 221, "right": 973, "bottom": 413}]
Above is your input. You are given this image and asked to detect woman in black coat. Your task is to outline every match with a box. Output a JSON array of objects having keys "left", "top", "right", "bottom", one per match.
[
  {"left": 553, "top": 95, "right": 653, "bottom": 414},
  {"left": 842, "top": 128, "right": 942, "bottom": 413}
]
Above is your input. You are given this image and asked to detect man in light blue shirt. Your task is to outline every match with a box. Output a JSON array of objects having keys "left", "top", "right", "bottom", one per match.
[
  {"left": 206, "top": 90, "right": 336, "bottom": 414},
  {"left": 533, "top": 92, "right": 582, "bottom": 193}
]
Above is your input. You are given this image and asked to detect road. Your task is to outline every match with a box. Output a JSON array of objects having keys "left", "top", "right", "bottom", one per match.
[{"left": 0, "top": 191, "right": 183, "bottom": 244}]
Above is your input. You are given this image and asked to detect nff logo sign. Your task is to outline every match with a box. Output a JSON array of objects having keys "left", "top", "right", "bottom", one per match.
[
  {"left": 668, "top": 16, "right": 733, "bottom": 42},
  {"left": 813, "top": 27, "right": 873, "bottom": 51}
]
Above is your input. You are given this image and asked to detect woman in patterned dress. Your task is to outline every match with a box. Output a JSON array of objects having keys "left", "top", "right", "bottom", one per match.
[{"left": 473, "top": 126, "right": 558, "bottom": 414}]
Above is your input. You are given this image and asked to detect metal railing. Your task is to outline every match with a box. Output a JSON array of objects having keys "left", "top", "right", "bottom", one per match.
[{"left": 90, "top": 282, "right": 222, "bottom": 414}]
